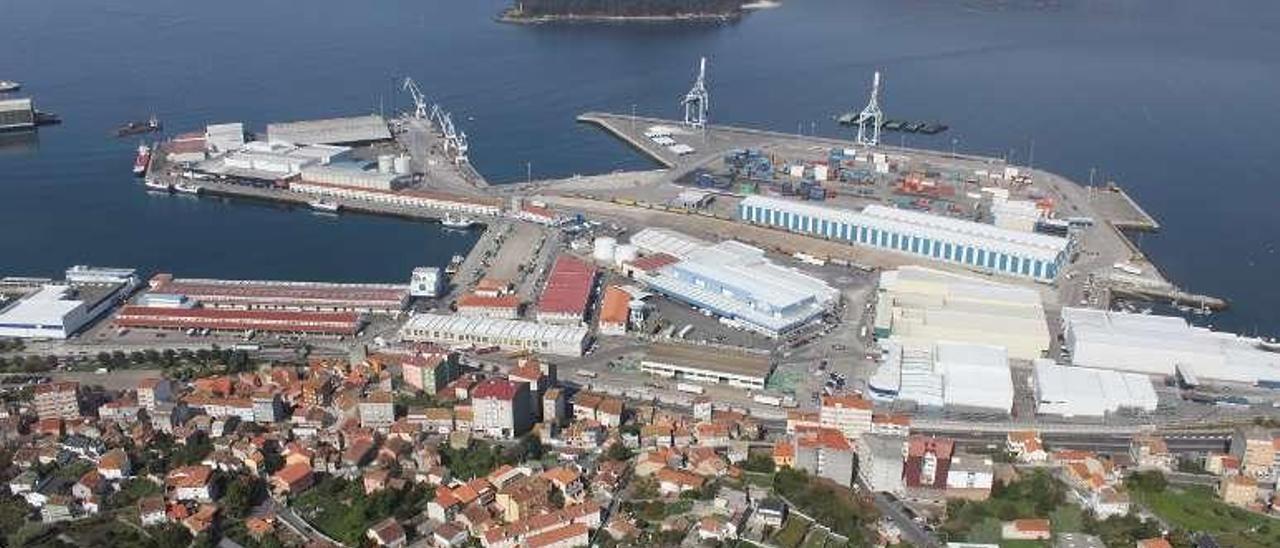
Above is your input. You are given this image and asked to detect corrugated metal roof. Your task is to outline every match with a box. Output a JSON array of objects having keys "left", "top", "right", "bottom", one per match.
[
  {"left": 537, "top": 255, "right": 597, "bottom": 316},
  {"left": 266, "top": 115, "right": 392, "bottom": 145}
]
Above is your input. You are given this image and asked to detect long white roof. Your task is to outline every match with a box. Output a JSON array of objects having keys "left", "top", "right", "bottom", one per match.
[
  {"left": 0, "top": 285, "right": 83, "bottom": 326},
  {"left": 1063, "top": 307, "right": 1280, "bottom": 383},
  {"left": 741, "top": 195, "right": 1068, "bottom": 262},
  {"left": 401, "top": 313, "right": 588, "bottom": 345},
  {"left": 1034, "top": 360, "right": 1158, "bottom": 417}
]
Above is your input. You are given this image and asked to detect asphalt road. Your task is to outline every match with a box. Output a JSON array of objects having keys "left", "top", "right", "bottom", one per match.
[{"left": 869, "top": 490, "right": 940, "bottom": 548}]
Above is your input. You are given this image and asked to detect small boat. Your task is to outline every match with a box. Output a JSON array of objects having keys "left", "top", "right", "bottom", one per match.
[
  {"left": 0, "top": 81, "right": 20, "bottom": 93},
  {"left": 133, "top": 144, "right": 151, "bottom": 176},
  {"left": 173, "top": 182, "right": 201, "bottom": 195},
  {"left": 309, "top": 200, "right": 340, "bottom": 213},
  {"left": 116, "top": 114, "right": 162, "bottom": 137},
  {"left": 143, "top": 179, "right": 171, "bottom": 192},
  {"left": 441, "top": 213, "right": 476, "bottom": 229},
  {"left": 918, "top": 122, "right": 948, "bottom": 135}
]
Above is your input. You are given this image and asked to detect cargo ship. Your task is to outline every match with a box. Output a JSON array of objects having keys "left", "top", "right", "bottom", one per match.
[
  {"left": 309, "top": 200, "right": 341, "bottom": 213},
  {"left": 116, "top": 114, "right": 161, "bottom": 137},
  {"left": 133, "top": 144, "right": 151, "bottom": 176},
  {"left": 0, "top": 81, "right": 20, "bottom": 93}
]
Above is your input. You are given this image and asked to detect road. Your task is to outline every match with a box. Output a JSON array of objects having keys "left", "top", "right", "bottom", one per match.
[{"left": 869, "top": 491, "right": 939, "bottom": 548}]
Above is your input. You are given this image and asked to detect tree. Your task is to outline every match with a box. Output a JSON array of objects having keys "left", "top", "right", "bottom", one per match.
[
  {"left": 605, "top": 442, "right": 633, "bottom": 462},
  {"left": 1125, "top": 470, "right": 1168, "bottom": 493},
  {"left": 222, "top": 476, "right": 267, "bottom": 519},
  {"left": 742, "top": 452, "right": 775, "bottom": 474}
]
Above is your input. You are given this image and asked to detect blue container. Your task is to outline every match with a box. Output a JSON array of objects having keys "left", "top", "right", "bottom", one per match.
[{"left": 808, "top": 187, "right": 827, "bottom": 201}]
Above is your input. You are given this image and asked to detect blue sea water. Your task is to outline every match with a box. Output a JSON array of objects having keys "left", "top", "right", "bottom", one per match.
[{"left": 1, "top": 0, "right": 1277, "bottom": 333}]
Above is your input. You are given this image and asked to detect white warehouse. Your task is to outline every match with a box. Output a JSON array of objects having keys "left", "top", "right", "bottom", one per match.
[
  {"left": 1062, "top": 307, "right": 1280, "bottom": 384},
  {"left": 626, "top": 228, "right": 838, "bottom": 338},
  {"left": 399, "top": 313, "right": 588, "bottom": 356},
  {"left": 874, "top": 266, "right": 1051, "bottom": 361},
  {"left": 738, "top": 195, "right": 1070, "bottom": 282},
  {"left": 868, "top": 340, "right": 1014, "bottom": 414},
  {"left": 1033, "top": 360, "right": 1159, "bottom": 418}
]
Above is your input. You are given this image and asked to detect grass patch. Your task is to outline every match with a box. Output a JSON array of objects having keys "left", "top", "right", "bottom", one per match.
[
  {"left": 1134, "top": 484, "right": 1280, "bottom": 548},
  {"left": 772, "top": 515, "right": 812, "bottom": 548},
  {"left": 774, "top": 468, "right": 877, "bottom": 546},
  {"left": 800, "top": 527, "right": 831, "bottom": 548},
  {"left": 1000, "top": 541, "right": 1049, "bottom": 548}
]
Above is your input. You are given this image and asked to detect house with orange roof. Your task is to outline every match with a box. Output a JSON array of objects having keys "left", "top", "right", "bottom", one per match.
[
  {"left": 542, "top": 467, "right": 585, "bottom": 504},
  {"left": 870, "top": 413, "right": 911, "bottom": 437},
  {"left": 97, "top": 448, "right": 131, "bottom": 480},
  {"left": 366, "top": 517, "right": 407, "bottom": 547},
  {"left": 429, "top": 489, "right": 462, "bottom": 523},
  {"left": 183, "top": 504, "right": 218, "bottom": 536},
  {"left": 166, "top": 465, "right": 216, "bottom": 502},
  {"left": 271, "top": 462, "right": 314, "bottom": 496},
  {"left": 1137, "top": 538, "right": 1174, "bottom": 548},
  {"left": 792, "top": 428, "right": 856, "bottom": 487},
  {"left": 773, "top": 440, "right": 796, "bottom": 469},
  {"left": 597, "top": 286, "right": 630, "bottom": 336},
  {"left": 819, "top": 393, "right": 872, "bottom": 440},
  {"left": 656, "top": 468, "right": 705, "bottom": 496},
  {"left": 1006, "top": 431, "right": 1047, "bottom": 463},
  {"left": 495, "top": 475, "right": 553, "bottom": 522},
  {"left": 1001, "top": 518, "right": 1051, "bottom": 540},
  {"left": 526, "top": 522, "right": 589, "bottom": 548}
]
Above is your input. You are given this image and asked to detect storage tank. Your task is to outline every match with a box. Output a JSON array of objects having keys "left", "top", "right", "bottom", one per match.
[
  {"left": 612, "top": 244, "right": 639, "bottom": 267},
  {"left": 393, "top": 155, "right": 411, "bottom": 175},
  {"left": 377, "top": 154, "right": 394, "bottom": 174},
  {"left": 592, "top": 237, "right": 617, "bottom": 264}
]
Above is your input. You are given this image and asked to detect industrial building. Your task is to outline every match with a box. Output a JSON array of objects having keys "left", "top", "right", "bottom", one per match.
[
  {"left": 265, "top": 115, "right": 392, "bottom": 146},
  {"left": 0, "top": 98, "right": 35, "bottom": 131},
  {"left": 288, "top": 181, "right": 503, "bottom": 216},
  {"left": 204, "top": 123, "right": 246, "bottom": 153},
  {"left": 874, "top": 266, "right": 1051, "bottom": 361},
  {"left": 738, "top": 195, "right": 1069, "bottom": 282},
  {"left": 596, "top": 286, "right": 630, "bottom": 336},
  {"left": 1061, "top": 308, "right": 1280, "bottom": 384},
  {"left": 627, "top": 228, "right": 838, "bottom": 338},
  {"left": 536, "top": 255, "right": 598, "bottom": 325},
  {"left": 869, "top": 340, "right": 1014, "bottom": 414},
  {"left": 146, "top": 274, "right": 408, "bottom": 315},
  {"left": 0, "top": 266, "right": 139, "bottom": 339},
  {"left": 300, "top": 163, "right": 410, "bottom": 191},
  {"left": 456, "top": 293, "right": 520, "bottom": 319},
  {"left": 1033, "top": 360, "right": 1158, "bottom": 418},
  {"left": 400, "top": 314, "right": 589, "bottom": 357},
  {"left": 639, "top": 343, "right": 774, "bottom": 390},
  {"left": 199, "top": 140, "right": 350, "bottom": 182},
  {"left": 410, "top": 267, "right": 443, "bottom": 298},
  {"left": 114, "top": 306, "right": 364, "bottom": 336}
]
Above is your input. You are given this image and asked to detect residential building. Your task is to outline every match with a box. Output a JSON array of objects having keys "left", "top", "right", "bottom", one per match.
[
  {"left": 360, "top": 391, "right": 396, "bottom": 430},
  {"left": 1002, "top": 519, "right": 1052, "bottom": 541},
  {"left": 97, "top": 448, "right": 131, "bottom": 480},
  {"left": 166, "top": 465, "right": 216, "bottom": 502},
  {"left": 1131, "top": 434, "right": 1176, "bottom": 473},
  {"left": 857, "top": 434, "right": 906, "bottom": 494},
  {"left": 34, "top": 381, "right": 80, "bottom": 420},
  {"left": 1006, "top": 431, "right": 1047, "bottom": 463},
  {"left": 401, "top": 351, "right": 456, "bottom": 395},
  {"left": 793, "top": 428, "right": 856, "bottom": 487},
  {"left": 1229, "top": 426, "right": 1276, "bottom": 480},
  {"left": 946, "top": 453, "right": 995, "bottom": 500},
  {"left": 905, "top": 436, "right": 954, "bottom": 490},
  {"left": 137, "top": 378, "right": 172, "bottom": 409},
  {"left": 819, "top": 394, "right": 873, "bottom": 440},
  {"left": 472, "top": 379, "right": 532, "bottom": 439},
  {"left": 1219, "top": 475, "right": 1257, "bottom": 508},
  {"left": 367, "top": 517, "right": 407, "bottom": 547}
]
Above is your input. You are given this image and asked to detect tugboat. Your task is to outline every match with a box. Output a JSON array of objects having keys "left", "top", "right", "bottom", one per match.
[
  {"left": 0, "top": 81, "right": 20, "bottom": 93},
  {"left": 116, "top": 114, "right": 162, "bottom": 137},
  {"left": 441, "top": 213, "right": 476, "bottom": 229},
  {"left": 133, "top": 144, "right": 151, "bottom": 176},
  {"left": 308, "top": 200, "right": 341, "bottom": 213},
  {"left": 173, "top": 182, "right": 202, "bottom": 195}
]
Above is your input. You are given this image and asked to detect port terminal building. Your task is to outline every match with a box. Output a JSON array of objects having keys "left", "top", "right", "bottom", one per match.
[
  {"left": 400, "top": 314, "right": 589, "bottom": 357},
  {"left": 0, "top": 266, "right": 139, "bottom": 339},
  {"left": 146, "top": 274, "right": 409, "bottom": 315},
  {"left": 628, "top": 228, "right": 838, "bottom": 338},
  {"left": 738, "top": 195, "right": 1070, "bottom": 282},
  {"left": 873, "top": 267, "right": 1050, "bottom": 361},
  {"left": 1061, "top": 307, "right": 1280, "bottom": 385},
  {"left": 639, "top": 343, "right": 774, "bottom": 390},
  {"left": 265, "top": 115, "right": 391, "bottom": 146}
]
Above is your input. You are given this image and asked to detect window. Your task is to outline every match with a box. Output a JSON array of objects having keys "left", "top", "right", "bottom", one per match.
[{"left": 976, "top": 249, "right": 986, "bottom": 267}]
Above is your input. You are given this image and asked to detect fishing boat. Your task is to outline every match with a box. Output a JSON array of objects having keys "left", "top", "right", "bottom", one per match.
[
  {"left": 441, "top": 213, "right": 476, "bottom": 229},
  {"left": 309, "top": 200, "right": 340, "bottom": 213},
  {"left": 173, "top": 182, "right": 202, "bottom": 195},
  {"left": 0, "top": 81, "right": 20, "bottom": 93},
  {"left": 133, "top": 144, "right": 151, "bottom": 176},
  {"left": 143, "top": 179, "right": 171, "bottom": 192}
]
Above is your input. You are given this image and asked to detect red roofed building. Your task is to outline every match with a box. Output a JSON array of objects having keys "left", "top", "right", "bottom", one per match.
[
  {"left": 270, "top": 462, "right": 314, "bottom": 495},
  {"left": 456, "top": 293, "right": 521, "bottom": 319},
  {"left": 597, "top": 286, "right": 630, "bottom": 336},
  {"left": 146, "top": 274, "right": 408, "bottom": 314},
  {"left": 115, "top": 306, "right": 363, "bottom": 336},
  {"left": 621, "top": 253, "right": 680, "bottom": 277},
  {"left": 1001, "top": 518, "right": 1051, "bottom": 541},
  {"left": 536, "top": 255, "right": 597, "bottom": 326},
  {"left": 791, "top": 428, "right": 857, "bottom": 487},
  {"left": 905, "top": 436, "right": 954, "bottom": 489},
  {"left": 526, "top": 522, "right": 589, "bottom": 548},
  {"left": 472, "top": 379, "right": 532, "bottom": 439},
  {"left": 366, "top": 517, "right": 407, "bottom": 547}
]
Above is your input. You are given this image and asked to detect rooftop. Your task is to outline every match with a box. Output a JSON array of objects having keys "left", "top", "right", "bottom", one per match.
[
  {"left": 265, "top": 114, "right": 392, "bottom": 145},
  {"left": 643, "top": 343, "right": 773, "bottom": 380}
]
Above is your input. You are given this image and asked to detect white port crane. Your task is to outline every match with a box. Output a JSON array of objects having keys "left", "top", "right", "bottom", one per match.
[
  {"left": 855, "top": 71, "right": 884, "bottom": 147},
  {"left": 682, "top": 57, "right": 710, "bottom": 129},
  {"left": 402, "top": 77, "right": 429, "bottom": 120}
]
